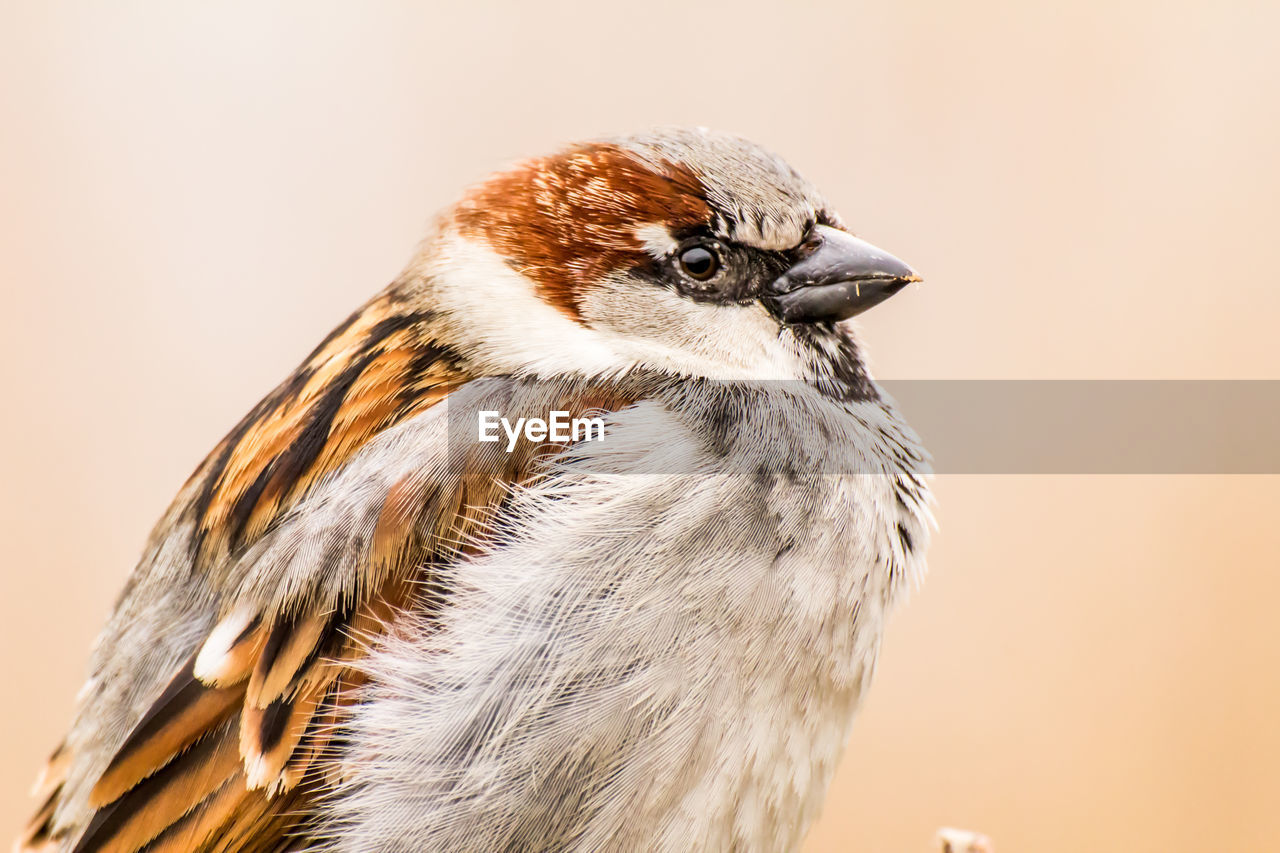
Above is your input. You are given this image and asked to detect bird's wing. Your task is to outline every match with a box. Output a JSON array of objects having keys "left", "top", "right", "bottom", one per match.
[
  {"left": 18, "top": 293, "right": 637, "bottom": 853},
  {"left": 58, "top": 407, "right": 545, "bottom": 853}
]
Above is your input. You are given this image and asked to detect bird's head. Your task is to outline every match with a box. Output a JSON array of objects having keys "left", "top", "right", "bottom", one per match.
[{"left": 402, "top": 127, "right": 919, "bottom": 391}]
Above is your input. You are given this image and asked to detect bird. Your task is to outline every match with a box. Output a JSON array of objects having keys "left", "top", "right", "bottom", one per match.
[{"left": 17, "top": 127, "right": 932, "bottom": 853}]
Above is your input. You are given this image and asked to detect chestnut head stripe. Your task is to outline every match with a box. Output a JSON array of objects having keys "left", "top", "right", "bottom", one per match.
[{"left": 455, "top": 144, "right": 711, "bottom": 317}]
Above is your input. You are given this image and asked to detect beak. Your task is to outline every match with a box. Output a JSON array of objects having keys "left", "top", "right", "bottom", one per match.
[{"left": 762, "top": 225, "right": 921, "bottom": 324}]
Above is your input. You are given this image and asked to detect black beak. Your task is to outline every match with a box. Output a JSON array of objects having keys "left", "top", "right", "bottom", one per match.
[{"left": 762, "top": 225, "right": 921, "bottom": 324}]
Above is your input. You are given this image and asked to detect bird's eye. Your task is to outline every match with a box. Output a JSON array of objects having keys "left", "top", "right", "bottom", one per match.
[{"left": 678, "top": 245, "right": 720, "bottom": 281}]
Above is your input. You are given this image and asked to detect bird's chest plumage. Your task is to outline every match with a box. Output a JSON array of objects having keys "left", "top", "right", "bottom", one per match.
[
  {"left": 634, "top": 448, "right": 922, "bottom": 852},
  {"left": 329, "top": 382, "right": 930, "bottom": 853}
]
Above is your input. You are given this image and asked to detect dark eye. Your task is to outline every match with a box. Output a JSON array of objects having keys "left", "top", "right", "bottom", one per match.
[{"left": 678, "top": 245, "right": 720, "bottom": 281}]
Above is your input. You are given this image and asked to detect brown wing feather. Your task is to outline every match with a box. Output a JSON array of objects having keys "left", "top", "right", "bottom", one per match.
[
  {"left": 16, "top": 787, "right": 62, "bottom": 852},
  {"left": 19, "top": 741, "right": 73, "bottom": 849},
  {"left": 240, "top": 627, "right": 355, "bottom": 791},
  {"left": 12, "top": 293, "right": 467, "bottom": 852},
  {"left": 245, "top": 609, "right": 338, "bottom": 711},
  {"left": 136, "top": 774, "right": 250, "bottom": 853},
  {"left": 20, "top": 285, "right": 643, "bottom": 853},
  {"left": 72, "top": 721, "right": 242, "bottom": 853},
  {"left": 91, "top": 659, "right": 243, "bottom": 808},
  {"left": 189, "top": 293, "right": 451, "bottom": 565},
  {"left": 30, "top": 742, "right": 72, "bottom": 802},
  {"left": 65, "top": 558, "right": 428, "bottom": 852}
]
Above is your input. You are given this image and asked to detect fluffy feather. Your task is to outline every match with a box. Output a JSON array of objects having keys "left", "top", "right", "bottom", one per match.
[{"left": 18, "top": 127, "right": 930, "bottom": 853}]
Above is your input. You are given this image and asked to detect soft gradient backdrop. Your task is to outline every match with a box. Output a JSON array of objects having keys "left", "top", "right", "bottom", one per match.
[{"left": 2, "top": 3, "right": 1277, "bottom": 851}]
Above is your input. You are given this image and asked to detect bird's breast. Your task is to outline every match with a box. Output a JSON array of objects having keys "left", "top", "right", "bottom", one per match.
[{"left": 325, "top": 381, "right": 931, "bottom": 852}]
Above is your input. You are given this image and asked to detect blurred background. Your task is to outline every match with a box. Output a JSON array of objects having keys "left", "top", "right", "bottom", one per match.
[{"left": 2, "top": 2, "right": 1277, "bottom": 850}]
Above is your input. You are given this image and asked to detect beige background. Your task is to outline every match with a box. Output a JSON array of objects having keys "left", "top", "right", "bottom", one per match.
[{"left": 2, "top": 2, "right": 1278, "bottom": 851}]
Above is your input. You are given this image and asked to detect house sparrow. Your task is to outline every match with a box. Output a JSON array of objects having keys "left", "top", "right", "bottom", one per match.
[{"left": 18, "top": 127, "right": 931, "bottom": 853}]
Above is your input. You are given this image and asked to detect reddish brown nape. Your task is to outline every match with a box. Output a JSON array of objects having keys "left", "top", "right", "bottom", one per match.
[{"left": 454, "top": 144, "right": 712, "bottom": 317}]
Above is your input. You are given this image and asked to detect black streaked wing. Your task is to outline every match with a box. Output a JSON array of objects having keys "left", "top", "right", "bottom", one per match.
[{"left": 24, "top": 376, "right": 641, "bottom": 853}]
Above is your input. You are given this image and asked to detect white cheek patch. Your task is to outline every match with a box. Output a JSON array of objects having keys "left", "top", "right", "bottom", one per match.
[
  {"left": 422, "top": 233, "right": 628, "bottom": 378},
  {"left": 634, "top": 223, "right": 679, "bottom": 259},
  {"left": 579, "top": 278, "right": 806, "bottom": 381}
]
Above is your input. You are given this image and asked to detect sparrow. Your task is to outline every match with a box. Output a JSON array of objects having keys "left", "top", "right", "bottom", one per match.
[{"left": 18, "top": 127, "right": 931, "bottom": 853}]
